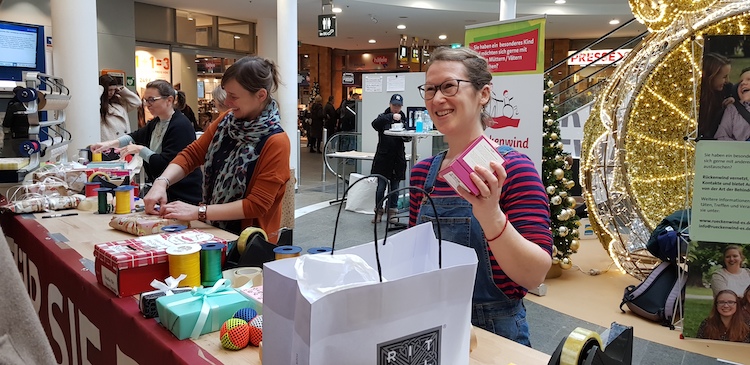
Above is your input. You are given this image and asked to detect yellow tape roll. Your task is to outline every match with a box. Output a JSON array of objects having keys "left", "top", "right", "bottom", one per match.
[
  {"left": 560, "top": 327, "right": 603, "bottom": 365},
  {"left": 236, "top": 227, "right": 267, "bottom": 254},
  {"left": 88, "top": 171, "right": 110, "bottom": 182}
]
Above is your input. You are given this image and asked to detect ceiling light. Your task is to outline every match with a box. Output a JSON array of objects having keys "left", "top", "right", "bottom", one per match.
[
  {"left": 609, "top": 19, "right": 620, "bottom": 25},
  {"left": 397, "top": 24, "right": 406, "bottom": 30},
  {"left": 438, "top": 34, "right": 447, "bottom": 40},
  {"left": 187, "top": 13, "right": 194, "bottom": 20},
  {"left": 369, "top": 14, "right": 378, "bottom": 23},
  {"left": 554, "top": 0, "right": 566, "bottom": 4},
  {"left": 234, "top": 35, "right": 241, "bottom": 39},
  {"left": 368, "top": 39, "right": 376, "bottom": 44},
  {"left": 332, "top": 7, "right": 342, "bottom": 13}
]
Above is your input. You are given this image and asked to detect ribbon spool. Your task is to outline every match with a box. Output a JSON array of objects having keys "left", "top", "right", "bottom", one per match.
[
  {"left": 114, "top": 186, "right": 132, "bottom": 214},
  {"left": 560, "top": 327, "right": 603, "bottom": 365},
  {"left": 200, "top": 243, "right": 224, "bottom": 287},
  {"left": 162, "top": 224, "right": 188, "bottom": 233},
  {"left": 166, "top": 244, "right": 202, "bottom": 288},
  {"left": 18, "top": 140, "right": 41, "bottom": 157},
  {"left": 307, "top": 247, "right": 333, "bottom": 254},
  {"left": 84, "top": 182, "right": 101, "bottom": 197},
  {"left": 236, "top": 227, "right": 267, "bottom": 254},
  {"left": 273, "top": 245, "right": 302, "bottom": 260},
  {"left": 95, "top": 187, "right": 113, "bottom": 214},
  {"left": 92, "top": 152, "right": 103, "bottom": 162}
]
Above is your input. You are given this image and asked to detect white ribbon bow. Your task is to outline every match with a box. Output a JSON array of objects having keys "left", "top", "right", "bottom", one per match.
[{"left": 149, "top": 274, "right": 187, "bottom": 296}]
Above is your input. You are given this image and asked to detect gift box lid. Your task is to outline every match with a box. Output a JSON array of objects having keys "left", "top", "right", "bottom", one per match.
[{"left": 94, "top": 230, "right": 227, "bottom": 270}]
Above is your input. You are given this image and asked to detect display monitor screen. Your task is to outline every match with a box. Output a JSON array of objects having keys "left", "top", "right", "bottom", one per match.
[{"left": 0, "top": 22, "right": 38, "bottom": 68}]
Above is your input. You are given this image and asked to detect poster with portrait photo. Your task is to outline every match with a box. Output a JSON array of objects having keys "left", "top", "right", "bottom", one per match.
[
  {"left": 682, "top": 242, "right": 750, "bottom": 343},
  {"left": 697, "top": 35, "right": 750, "bottom": 141}
]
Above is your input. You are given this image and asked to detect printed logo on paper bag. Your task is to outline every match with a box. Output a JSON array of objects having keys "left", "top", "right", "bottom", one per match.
[
  {"left": 377, "top": 327, "right": 440, "bottom": 365},
  {"left": 488, "top": 90, "right": 520, "bottom": 129}
]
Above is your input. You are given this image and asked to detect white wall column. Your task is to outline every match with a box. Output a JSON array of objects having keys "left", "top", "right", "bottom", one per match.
[
  {"left": 51, "top": 0, "right": 100, "bottom": 158},
  {"left": 277, "top": 0, "right": 299, "bottom": 183},
  {"left": 500, "top": 0, "right": 517, "bottom": 21},
  {"left": 256, "top": 18, "right": 278, "bottom": 63}
]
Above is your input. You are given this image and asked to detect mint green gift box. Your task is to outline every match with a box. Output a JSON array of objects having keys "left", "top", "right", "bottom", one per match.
[{"left": 156, "top": 279, "right": 250, "bottom": 340}]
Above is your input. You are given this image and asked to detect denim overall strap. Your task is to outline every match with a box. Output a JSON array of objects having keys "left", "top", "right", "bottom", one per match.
[{"left": 417, "top": 149, "right": 529, "bottom": 346}]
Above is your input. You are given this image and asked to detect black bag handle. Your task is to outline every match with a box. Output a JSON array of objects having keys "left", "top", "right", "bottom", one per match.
[{"left": 330, "top": 175, "right": 442, "bottom": 282}]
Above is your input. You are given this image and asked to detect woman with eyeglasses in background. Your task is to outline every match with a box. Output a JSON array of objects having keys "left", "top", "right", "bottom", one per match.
[
  {"left": 407, "top": 47, "right": 552, "bottom": 346},
  {"left": 99, "top": 74, "right": 141, "bottom": 141},
  {"left": 92, "top": 79, "right": 203, "bottom": 205},
  {"left": 696, "top": 290, "right": 750, "bottom": 342}
]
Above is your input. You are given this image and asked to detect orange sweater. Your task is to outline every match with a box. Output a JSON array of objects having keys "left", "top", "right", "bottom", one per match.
[{"left": 171, "top": 114, "right": 291, "bottom": 243}]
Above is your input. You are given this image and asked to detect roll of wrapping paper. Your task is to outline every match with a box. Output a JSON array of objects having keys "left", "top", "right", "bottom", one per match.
[
  {"left": 200, "top": 243, "right": 224, "bottom": 286},
  {"left": 166, "top": 244, "right": 202, "bottom": 288},
  {"left": 273, "top": 245, "right": 302, "bottom": 260},
  {"left": 114, "top": 186, "right": 131, "bottom": 214}
]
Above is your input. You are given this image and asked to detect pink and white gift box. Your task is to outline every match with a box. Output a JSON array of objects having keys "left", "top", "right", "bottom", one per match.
[{"left": 438, "top": 134, "right": 504, "bottom": 196}]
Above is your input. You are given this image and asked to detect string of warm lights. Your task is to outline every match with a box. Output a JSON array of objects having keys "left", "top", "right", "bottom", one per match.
[{"left": 581, "top": 0, "right": 750, "bottom": 279}]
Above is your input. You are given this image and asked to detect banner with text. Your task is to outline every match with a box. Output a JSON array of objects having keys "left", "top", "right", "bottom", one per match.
[
  {"left": 690, "top": 140, "right": 750, "bottom": 243},
  {"left": 466, "top": 16, "right": 545, "bottom": 173}
]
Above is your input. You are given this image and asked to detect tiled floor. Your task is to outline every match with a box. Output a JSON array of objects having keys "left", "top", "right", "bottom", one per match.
[{"left": 292, "top": 148, "right": 721, "bottom": 364}]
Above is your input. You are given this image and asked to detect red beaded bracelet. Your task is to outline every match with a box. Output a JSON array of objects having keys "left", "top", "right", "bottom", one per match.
[{"left": 485, "top": 215, "right": 510, "bottom": 242}]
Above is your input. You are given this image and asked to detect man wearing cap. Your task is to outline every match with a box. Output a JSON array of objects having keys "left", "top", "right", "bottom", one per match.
[{"left": 370, "top": 94, "right": 408, "bottom": 223}]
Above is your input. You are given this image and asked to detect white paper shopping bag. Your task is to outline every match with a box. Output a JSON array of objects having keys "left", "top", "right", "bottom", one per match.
[{"left": 263, "top": 222, "right": 478, "bottom": 365}]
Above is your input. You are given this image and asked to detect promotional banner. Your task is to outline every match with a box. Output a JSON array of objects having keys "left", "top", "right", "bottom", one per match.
[{"left": 465, "top": 16, "right": 545, "bottom": 172}]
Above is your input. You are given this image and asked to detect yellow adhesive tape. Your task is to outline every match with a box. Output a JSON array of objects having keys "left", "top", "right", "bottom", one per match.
[
  {"left": 236, "top": 227, "right": 267, "bottom": 254},
  {"left": 88, "top": 171, "right": 110, "bottom": 182},
  {"left": 560, "top": 327, "right": 602, "bottom": 365}
]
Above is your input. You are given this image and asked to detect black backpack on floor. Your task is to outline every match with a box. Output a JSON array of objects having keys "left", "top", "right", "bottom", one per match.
[{"left": 619, "top": 261, "right": 686, "bottom": 329}]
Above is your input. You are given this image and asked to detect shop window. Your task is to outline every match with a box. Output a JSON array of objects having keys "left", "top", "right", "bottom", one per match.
[
  {"left": 176, "top": 10, "right": 213, "bottom": 47},
  {"left": 218, "top": 17, "right": 254, "bottom": 53}
]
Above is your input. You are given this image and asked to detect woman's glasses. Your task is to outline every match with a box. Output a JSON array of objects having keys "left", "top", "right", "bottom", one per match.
[
  {"left": 417, "top": 79, "right": 472, "bottom": 100},
  {"left": 142, "top": 96, "right": 164, "bottom": 105},
  {"left": 717, "top": 300, "right": 737, "bottom": 306}
]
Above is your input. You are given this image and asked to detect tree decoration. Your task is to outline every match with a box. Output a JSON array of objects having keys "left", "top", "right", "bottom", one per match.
[{"left": 543, "top": 74, "right": 581, "bottom": 270}]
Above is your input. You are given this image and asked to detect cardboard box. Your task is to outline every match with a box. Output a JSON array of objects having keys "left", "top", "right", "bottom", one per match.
[
  {"left": 93, "top": 230, "right": 228, "bottom": 297},
  {"left": 156, "top": 284, "right": 250, "bottom": 340},
  {"left": 438, "top": 135, "right": 504, "bottom": 196},
  {"left": 237, "top": 285, "right": 263, "bottom": 314}
]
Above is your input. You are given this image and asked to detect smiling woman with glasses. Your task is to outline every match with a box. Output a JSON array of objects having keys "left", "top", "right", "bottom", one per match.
[
  {"left": 91, "top": 79, "right": 203, "bottom": 205},
  {"left": 696, "top": 289, "right": 750, "bottom": 342},
  {"left": 407, "top": 47, "right": 552, "bottom": 347}
]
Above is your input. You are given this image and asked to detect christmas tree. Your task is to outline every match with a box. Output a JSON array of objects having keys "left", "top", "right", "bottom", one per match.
[{"left": 542, "top": 75, "right": 581, "bottom": 270}]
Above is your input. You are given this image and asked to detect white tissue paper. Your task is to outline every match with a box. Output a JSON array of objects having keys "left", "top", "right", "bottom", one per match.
[{"left": 295, "top": 253, "right": 382, "bottom": 303}]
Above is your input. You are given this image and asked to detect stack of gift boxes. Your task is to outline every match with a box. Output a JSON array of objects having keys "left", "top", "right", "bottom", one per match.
[{"left": 93, "top": 223, "right": 264, "bottom": 343}]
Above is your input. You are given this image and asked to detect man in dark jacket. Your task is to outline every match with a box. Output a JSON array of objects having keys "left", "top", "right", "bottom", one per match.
[
  {"left": 324, "top": 95, "right": 338, "bottom": 135},
  {"left": 370, "top": 93, "right": 407, "bottom": 223},
  {"left": 337, "top": 93, "right": 357, "bottom": 151}
]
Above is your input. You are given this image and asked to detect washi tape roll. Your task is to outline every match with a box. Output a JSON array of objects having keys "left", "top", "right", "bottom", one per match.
[
  {"left": 273, "top": 245, "right": 302, "bottom": 260},
  {"left": 200, "top": 243, "right": 224, "bottom": 287},
  {"left": 162, "top": 224, "right": 188, "bottom": 233},
  {"left": 166, "top": 244, "right": 202, "bottom": 287},
  {"left": 236, "top": 227, "right": 267, "bottom": 254},
  {"left": 230, "top": 267, "right": 263, "bottom": 288},
  {"left": 307, "top": 247, "right": 333, "bottom": 255},
  {"left": 560, "top": 327, "right": 603, "bottom": 365}
]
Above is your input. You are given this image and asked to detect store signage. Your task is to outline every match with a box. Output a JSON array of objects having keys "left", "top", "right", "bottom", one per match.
[
  {"left": 318, "top": 15, "right": 336, "bottom": 37},
  {"left": 398, "top": 46, "right": 408, "bottom": 62},
  {"left": 567, "top": 49, "right": 632, "bottom": 66},
  {"left": 342, "top": 72, "right": 355, "bottom": 85},
  {"left": 373, "top": 55, "right": 388, "bottom": 65}
]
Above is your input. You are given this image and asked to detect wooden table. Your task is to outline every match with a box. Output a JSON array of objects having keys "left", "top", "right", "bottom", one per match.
[{"left": 1, "top": 210, "right": 550, "bottom": 364}]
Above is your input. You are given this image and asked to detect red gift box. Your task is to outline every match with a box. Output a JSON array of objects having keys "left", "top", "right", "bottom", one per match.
[{"left": 94, "top": 230, "right": 228, "bottom": 297}]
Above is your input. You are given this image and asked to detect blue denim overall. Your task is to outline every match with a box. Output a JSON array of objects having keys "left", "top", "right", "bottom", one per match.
[{"left": 416, "top": 149, "right": 530, "bottom": 346}]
